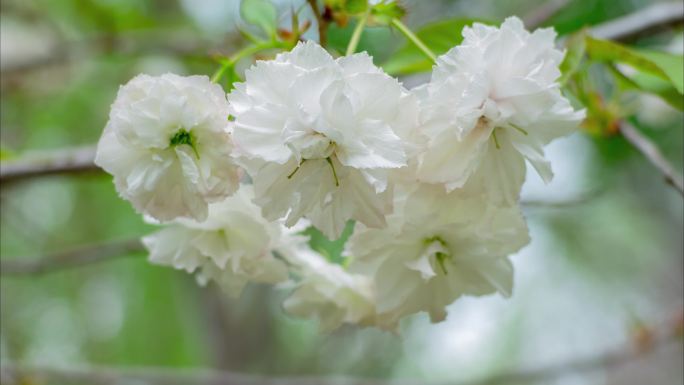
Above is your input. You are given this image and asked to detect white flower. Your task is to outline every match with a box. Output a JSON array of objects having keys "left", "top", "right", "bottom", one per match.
[
  {"left": 283, "top": 248, "right": 395, "bottom": 332},
  {"left": 229, "top": 41, "right": 419, "bottom": 239},
  {"left": 95, "top": 73, "right": 240, "bottom": 222},
  {"left": 346, "top": 184, "right": 530, "bottom": 324},
  {"left": 416, "top": 17, "right": 585, "bottom": 204},
  {"left": 142, "top": 185, "right": 307, "bottom": 296}
]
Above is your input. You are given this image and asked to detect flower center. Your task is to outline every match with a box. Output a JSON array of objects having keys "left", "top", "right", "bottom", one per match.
[
  {"left": 288, "top": 133, "right": 335, "bottom": 160},
  {"left": 169, "top": 128, "right": 200, "bottom": 158},
  {"left": 423, "top": 236, "right": 451, "bottom": 275},
  {"left": 285, "top": 131, "right": 340, "bottom": 187}
]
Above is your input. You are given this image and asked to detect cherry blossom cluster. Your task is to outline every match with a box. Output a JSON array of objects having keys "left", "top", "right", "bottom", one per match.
[{"left": 95, "top": 17, "right": 584, "bottom": 331}]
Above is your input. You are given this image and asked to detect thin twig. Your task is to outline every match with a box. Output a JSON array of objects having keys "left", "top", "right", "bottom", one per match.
[
  {"left": 1, "top": 31, "right": 219, "bottom": 76},
  {"left": 0, "top": 239, "right": 144, "bottom": 276},
  {"left": 589, "top": 1, "right": 684, "bottom": 41},
  {"left": 521, "top": 189, "right": 605, "bottom": 209},
  {"left": 523, "top": 0, "right": 572, "bottom": 29},
  {"left": 620, "top": 122, "right": 684, "bottom": 196},
  {"left": 307, "top": 0, "right": 327, "bottom": 47},
  {"left": 0, "top": 146, "right": 101, "bottom": 184}
]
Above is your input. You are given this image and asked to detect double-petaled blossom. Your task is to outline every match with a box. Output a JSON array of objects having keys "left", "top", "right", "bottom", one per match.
[
  {"left": 229, "top": 41, "right": 419, "bottom": 239},
  {"left": 142, "top": 185, "right": 308, "bottom": 296},
  {"left": 95, "top": 73, "right": 240, "bottom": 221},
  {"left": 346, "top": 185, "right": 530, "bottom": 324},
  {"left": 416, "top": 17, "right": 584, "bottom": 204},
  {"left": 283, "top": 248, "right": 397, "bottom": 332}
]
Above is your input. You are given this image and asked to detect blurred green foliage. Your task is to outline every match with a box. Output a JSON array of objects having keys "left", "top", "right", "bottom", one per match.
[{"left": 0, "top": 0, "right": 682, "bottom": 383}]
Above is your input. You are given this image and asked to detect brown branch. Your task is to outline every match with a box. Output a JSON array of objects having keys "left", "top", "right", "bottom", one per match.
[
  {"left": 589, "top": 1, "right": 684, "bottom": 41},
  {"left": 620, "top": 122, "right": 684, "bottom": 196},
  {"left": 523, "top": 0, "right": 572, "bottom": 29},
  {"left": 0, "top": 146, "right": 101, "bottom": 184},
  {"left": 521, "top": 189, "right": 605, "bottom": 208},
  {"left": 0, "top": 322, "right": 680, "bottom": 385},
  {"left": 0, "top": 239, "right": 144, "bottom": 276},
  {"left": 307, "top": 0, "right": 327, "bottom": 47},
  {"left": 1, "top": 32, "right": 219, "bottom": 76}
]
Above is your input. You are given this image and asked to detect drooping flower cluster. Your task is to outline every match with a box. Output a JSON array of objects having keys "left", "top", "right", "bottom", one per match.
[{"left": 96, "top": 17, "right": 583, "bottom": 331}]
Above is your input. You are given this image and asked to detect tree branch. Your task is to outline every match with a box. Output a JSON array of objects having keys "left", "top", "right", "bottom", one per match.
[
  {"left": 524, "top": 0, "right": 572, "bottom": 29},
  {"left": 589, "top": 1, "right": 684, "bottom": 41},
  {"left": 0, "top": 320, "right": 680, "bottom": 385},
  {"left": 0, "top": 146, "right": 101, "bottom": 184},
  {"left": 307, "top": 0, "right": 328, "bottom": 47},
  {"left": 620, "top": 122, "right": 684, "bottom": 196},
  {"left": 0, "top": 239, "right": 144, "bottom": 276}
]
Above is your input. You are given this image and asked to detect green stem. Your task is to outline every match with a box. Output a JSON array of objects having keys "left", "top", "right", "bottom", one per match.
[
  {"left": 210, "top": 62, "right": 232, "bottom": 84},
  {"left": 287, "top": 159, "right": 307, "bottom": 179},
  {"left": 211, "top": 40, "right": 288, "bottom": 84},
  {"left": 391, "top": 18, "right": 436, "bottom": 62},
  {"left": 346, "top": 11, "right": 369, "bottom": 56}
]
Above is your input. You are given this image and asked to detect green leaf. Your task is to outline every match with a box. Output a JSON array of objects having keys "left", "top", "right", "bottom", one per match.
[
  {"left": 382, "top": 18, "right": 487, "bottom": 75},
  {"left": 240, "top": 0, "right": 277, "bottom": 38},
  {"left": 304, "top": 221, "right": 355, "bottom": 265},
  {"left": 585, "top": 36, "right": 684, "bottom": 95},
  {"left": 637, "top": 50, "right": 684, "bottom": 94},
  {"left": 345, "top": 0, "right": 368, "bottom": 14},
  {"left": 558, "top": 31, "right": 586, "bottom": 85},
  {"left": 370, "top": 2, "right": 406, "bottom": 25},
  {"left": 0, "top": 146, "right": 16, "bottom": 161},
  {"left": 609, "top": 64, "right": 684, "bottom": 110}
]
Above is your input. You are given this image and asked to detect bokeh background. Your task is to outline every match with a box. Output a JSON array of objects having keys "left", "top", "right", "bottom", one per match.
[{"left": 1, "top": 0, "right": 682, "bottom": 384}]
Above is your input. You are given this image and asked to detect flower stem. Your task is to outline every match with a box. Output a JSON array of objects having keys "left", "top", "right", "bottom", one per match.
[
  {"left": 391, "top": 18, "right": 436, "bottom": 62},
  {"left": 211, "top": 40, "right": 288, "bottom": 84},
  {"left": 287, "top": 159, "right": 307, "bottom": 179},
  {"left": 346, "top": 11, "right": 370, "bottom": 56},
  {"left": 211, "top": 62, "right": 232, "bottom": 84}
]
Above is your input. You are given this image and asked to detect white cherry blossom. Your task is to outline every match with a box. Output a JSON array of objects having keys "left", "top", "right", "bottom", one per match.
[
  {"left": 142, "top": 185, "right": 307, "bottom": 296},
  {"left": 283, "top": 248, "right": 396, "bottom": 332},
  {"left": 416, "top": 17, "right": 585, "bottom": 204},
  {"left": 229, "top": 41, "right": 419, "bottom": 239},
  {"left": 346, "top": 184, "right": 530, "bottom": 324},
  {"left": 95, "top": 73, "right": 240, "bottom": 221}
]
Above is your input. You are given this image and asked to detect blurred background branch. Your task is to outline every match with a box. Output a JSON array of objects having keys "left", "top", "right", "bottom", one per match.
[
  {"left": 589, "top": 1, "right": 684, "bottom": 41},
  {"left": 0, "top": 239, "right": 144, "bottom": 275},
  {"left": 620, "top": 122, "right": 684, "bottom": 195},
  {"left": 2, "top": 311, "right": 681, "bottom": 385},
  {"left": 0, "top": 146, "right": 100, "bottom": 184}
]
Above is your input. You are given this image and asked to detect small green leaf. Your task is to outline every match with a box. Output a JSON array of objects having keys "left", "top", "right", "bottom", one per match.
[
  {"left": 240, "top": 0, "right": 278, "bottom": 37},
  {"left": 558, "top": 31, "right": 586, "bottom": 85},
  {"left": 609, "top": 64, "right": 684, "bottom": 110},
  {"left": 304, "top": 221, "right": 355, "bottom": 265},
  {"left": 0, "top": 146, "right": 16, "bottom": 161},
  {"left": 585, "top": 36, "right": 683, "bottom": 95},
  {"left": 369, "top": 2, "right": 406, "bottom": 26},
  {"left": 637, "top": 50, "right": 684, "bottom": 94},
  {"left": 382, "top": 18, "right": 488, "bottom": 75},
  {"left": 345, "top": 0, "right": 368, "bottom": 14}
]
